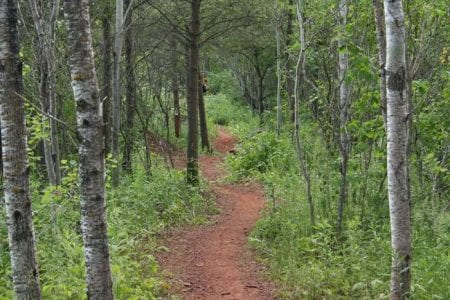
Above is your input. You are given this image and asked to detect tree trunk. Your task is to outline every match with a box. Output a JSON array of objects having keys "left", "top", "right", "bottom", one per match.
[
  {"left": 294, "top": 0, "right": 315, "bottom": 228},
  {"left": 122, "top": 0, "right": 136, "bottom": 173},
  {"left": 383, "top": 0, "right": 412, "bottom": 298},
  {"left": 28, "top": 0, "right": 61, "bottom": 186},
  {"left": 186, "top": 0, "right": 201, "bottom": 185},
  {"left": 0, "top": 1, "right": 42, "bottom": 297},
  {"left": 171, "top": 34, "right": 181, "bottom": 139},
  {"left": 274, "top": 0, "right": 282, "bottom": 136},
  {"left": 63, "top": 1, "right": 114, "bottom": 298},
  {"left": 336, "top": 0, "right": 350, "bottom": 235},
  {"left": 373, "top": 0, "right": 387, "bottom": 127},
  {"left": 198, "top": 75, "right": 210, "bottom": 152},
  {"left": 102, "top": 3, "right": 113, "bottom": 155},
  {"left": 286, "top": 0, "right": 295, "bottom": 123},
  {"left": 112, "top": 0, "right": 124, "bottom": 186}
]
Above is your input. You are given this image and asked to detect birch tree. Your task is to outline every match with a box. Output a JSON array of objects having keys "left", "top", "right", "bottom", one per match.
[
  {"left": 0, "top": 0, "right": 41, "bottom": 297},
  {"left": 28, "top": 0, "right": 61, "bottom": 186},
  {"left": 383, "top": 0, "right": 412, "bottom": 298},
  {"left": 63, "top": 0, "right": 114, "bottom": 298},
  {"left": 336, "top": 0, "right": 351, "bottom": 234}
]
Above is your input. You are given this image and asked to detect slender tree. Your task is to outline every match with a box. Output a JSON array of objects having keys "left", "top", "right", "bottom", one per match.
[
  {"left": 112, "top": 0, "right": 124, "bottom": 186},
  {"left": 383, "top": 0, "right": 412, "bottom": 298},
  {"left": 294, "top": 0, "right": 314, "bottom": 228},
  {"left": 274, "top": 0, "right": 282, "bottom": 136},
  {"left": 186, "top": 0, "right": 201, "bottom": 185},
  {"left": 101, "top": 2, "right": 113, "bottom": 155},
  {"left": 63, "top": 0, "right": 114, "bottom": 298},
  {"left": 123, "top": 0, "right": 136, "bottom": 173},
  {"left": 373, "top": 0, "right": 387, "bottom": 127},
  {"left": 0, "top": 0, "right": 41, "bottom": 297},
  {"left": 336, "top": 0, "right": 351, "bottom": 234},
  {"left": 198, "top": 74, "right": 211, "bottom": 152}
]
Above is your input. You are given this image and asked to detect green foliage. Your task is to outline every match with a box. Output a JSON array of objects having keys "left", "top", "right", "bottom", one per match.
[
  {"left": 216, "top": 92, "right": 449, "bottom": 299},
  {"left": 0, "top": 156, "right": 212, "bottom": 299}
]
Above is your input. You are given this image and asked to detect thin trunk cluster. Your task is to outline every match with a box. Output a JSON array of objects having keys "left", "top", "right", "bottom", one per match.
[
  {"left": 294, "top": 0, "right": 315, "bottom": 228},
  {"left": 0, "top": 0, "right": 41, "bottom": 298},
  {"left": 28, "top": 0, "right": 61, "bottom": 186},
  {"left": 63, "top": 0, "right": 114, "bottom": 298}
]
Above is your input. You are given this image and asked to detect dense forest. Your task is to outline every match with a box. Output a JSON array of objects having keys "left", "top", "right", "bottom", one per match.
[{"left": 0, "top": 0, "right": 448, "bottom": 299}]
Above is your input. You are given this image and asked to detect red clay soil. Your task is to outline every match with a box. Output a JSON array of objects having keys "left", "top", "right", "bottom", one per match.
[{"left": 157, "top": 127, "right": 275, "bottom": 299}]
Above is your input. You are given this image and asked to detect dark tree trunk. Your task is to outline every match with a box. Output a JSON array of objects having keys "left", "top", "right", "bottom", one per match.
[
  {"left": 198, "top": 75, "right": 210, "bottom": 152},
  {"left": 171, "top": 34, "right": 181, "bottom": 138},
  {"left": 186, "top": 0, "right": 201, "bottom": 185},
  {"left": 0, "top": 1, "right": 42, "bottom": 297},
  {"left": 122, "top": 0, "right": 136, "bottom": 173},
  {"left": 102, "top": 4, "right": 113, "bottom": 155}
]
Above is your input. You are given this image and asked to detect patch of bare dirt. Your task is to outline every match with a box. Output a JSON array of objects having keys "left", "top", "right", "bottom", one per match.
[{"left": 157, "top": 127, "right": 275, "bottom": 299}]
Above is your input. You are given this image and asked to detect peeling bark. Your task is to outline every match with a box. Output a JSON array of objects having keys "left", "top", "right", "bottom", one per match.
[
  {"left": 63, "top": 0, "right": 114, "bottom": 298},
  {"left": 383, "top": 0, "right": 412, "bottom": 298},
  {"left": 0, "top": 0, "right": 41, "bottom": 297}
]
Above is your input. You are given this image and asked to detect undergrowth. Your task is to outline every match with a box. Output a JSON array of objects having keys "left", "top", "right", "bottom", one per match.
[
  {"left": 0, "top": 156, "right": 213, "bottom": 299},
  {"left": 206, "top": 93, "right": 449, "bottom": 299}
]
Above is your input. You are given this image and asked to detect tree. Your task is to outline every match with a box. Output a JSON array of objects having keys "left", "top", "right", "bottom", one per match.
[
  {"left": 63, "top": 0, "right": 114, "bottom": 298},
  {"left": 186, "top": 0, "right": 201, "bottom": 185},
  {"left": 28, "top": 0, "right": 62, "bottom": 186},
  {"left": 101, "top": 1, "right": 113, "bottom": 155},
  {"left": 112, "top": 0, "right": 124, "bottom": 186},
  {"left": 123, "top": 0, "right": 137, "bottom": 173},
  {"left": 383, "top": 0, "right": 412, "bottom": 298},
  {"left": 0, "top": 0, "right": 41, "bottom": 297},
  {"left": 336, "top": 0, "right": 351, "bottom": 234},
  {"left": 293, "top": 0, "right": 314, "bottom": 228}
]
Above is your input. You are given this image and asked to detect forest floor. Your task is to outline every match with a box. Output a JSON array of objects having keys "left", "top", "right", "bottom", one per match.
[{"left": 157, "top": 127, "right": 275, "bottom": 300}]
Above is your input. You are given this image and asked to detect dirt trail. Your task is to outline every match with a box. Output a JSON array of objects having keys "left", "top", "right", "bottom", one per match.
[{"left": 158, "top": 127, "right": 274, "bottom": 300}]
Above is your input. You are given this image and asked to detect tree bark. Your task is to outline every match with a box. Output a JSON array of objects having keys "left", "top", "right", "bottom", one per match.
[
  {"left": 63, "top": 1, "right": 114, "bottom": 298},
  {"left": 383, "top": 0, "right": 412, "bottom": 298},
  {"left": 101, "top": 3, "right": 113, "bottom": 155},
  {"left": 122, "top": 0, "right": 136, "bottom": 173},
  {"left": 274, "top": 0, "right": 282, "bottom": 136},
  {"left": 336, "top": 0, "right": 351, "bottom": 235},
  {"left": 198, "top": 75, "right": 210, "bottom": 152},
  {"left": 112, "top": 0, "right": 124, "bottom": 186},
  {"left": 0, "top": 0, "right": 42, "bottom": 297},
  {"left": 171, "top": 34, "right": 181, "bottom": 139},
  {"left": 373, "top": 0, "right": 387, "bottom": 127},
  {"left": 186, "top": 0, "right": 201, "bottom": 185}
]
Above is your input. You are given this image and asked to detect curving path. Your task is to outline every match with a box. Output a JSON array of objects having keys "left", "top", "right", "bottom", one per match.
[{"left": 157, "top": 127, "right": 275, "bottom": 299}]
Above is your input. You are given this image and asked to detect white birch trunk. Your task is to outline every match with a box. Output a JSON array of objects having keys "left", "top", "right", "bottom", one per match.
[
  {"left": 336, "top": 0, "right": 350, "bottom": 234},
  {"left": 63, "top": 1, "right": 114, "bottom": 298},
  {"left": 0, "top": 1, "right": 41, "bottom": 298},
  {"left": 383, "top": 0, "right": 412, "bottom": 298}
]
